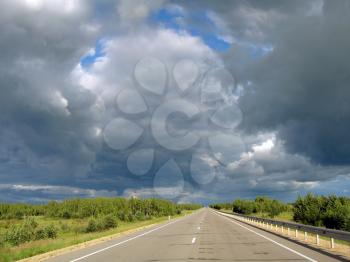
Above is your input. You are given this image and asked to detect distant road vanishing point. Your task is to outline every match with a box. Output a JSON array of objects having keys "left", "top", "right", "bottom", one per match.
[{"left": 46, "top": 209, "right": 343, "bottom": 262}]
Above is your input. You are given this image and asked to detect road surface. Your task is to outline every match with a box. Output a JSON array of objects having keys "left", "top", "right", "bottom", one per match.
[{"left": 46, "top": 208, "right": 345, "bottom": 262}]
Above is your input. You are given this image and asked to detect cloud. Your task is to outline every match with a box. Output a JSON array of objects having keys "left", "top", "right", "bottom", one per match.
[
  {"left": 239, "top": 0, "right": 350, "bottom": 165},
  {"left": 0, "top": 0, "right": 104, "bottom": 185},
  {"left": 117, "top": 0, "right": 165, "bottom": 24},
  {"left": 1, "top": 0, "right": 350, "bottom": 203},
  {"left": 223, "top": 132, "right": 350, "bottom": 198},
  {"left": 0, "top": 184, "right": 117, "bottom": 203}
]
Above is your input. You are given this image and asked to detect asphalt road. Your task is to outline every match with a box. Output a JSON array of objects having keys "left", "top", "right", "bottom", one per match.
[{"left": 46, "top": 208, "right": 345, "bottom": 262}]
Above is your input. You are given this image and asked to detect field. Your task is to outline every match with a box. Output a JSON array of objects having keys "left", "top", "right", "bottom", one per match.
[{"left": 0, "top": 198, "right": 200, "bottom": 262}]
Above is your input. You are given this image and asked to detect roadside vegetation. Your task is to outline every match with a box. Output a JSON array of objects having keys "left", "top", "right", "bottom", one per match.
[
  {"left": 210, "top": 193, "right": 350, "bottom": 231},
  {"left": 0, "top": 198, "right": 201, "bottom": 261}
]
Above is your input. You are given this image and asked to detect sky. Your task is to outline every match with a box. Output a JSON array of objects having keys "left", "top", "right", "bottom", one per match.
[{"left": 0, "top": 0, "right": 350, "bottom": 204}]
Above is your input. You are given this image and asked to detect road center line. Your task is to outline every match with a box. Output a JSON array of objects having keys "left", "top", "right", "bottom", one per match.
[
  {"left": 215, "top": 211, "right": 317, "bottom": 262},
  {"left": 70, "top": 213, "right": 195, "bottom": 262},
  {"left": 192, "top": 237, "right": 196, "bottom": 244}
]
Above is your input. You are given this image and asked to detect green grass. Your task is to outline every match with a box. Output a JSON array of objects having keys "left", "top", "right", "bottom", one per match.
[
  {"left": 253, "top": 211, "right": 294, "bottom": 221},
  {"left": 0, "top": 211, "right": 193, "bottom": 262}
]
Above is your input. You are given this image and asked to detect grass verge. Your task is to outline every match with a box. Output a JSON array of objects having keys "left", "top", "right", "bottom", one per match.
[{"left": 0, "top": 211, "right": 193, "bottom": 262}]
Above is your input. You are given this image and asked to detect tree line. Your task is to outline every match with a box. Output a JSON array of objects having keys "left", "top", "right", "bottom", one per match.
[
  {"left": 293, "top": 193, "right": 350, "bottom": 231},
  {"left": 0, "top": 197, "right": 201, "bottom": 221},
  {"left": 210, "top": 194, "right": 350, "bottom": 231},
  {"left": 210, "top": 196, "right": 290, "bottom": 218}
]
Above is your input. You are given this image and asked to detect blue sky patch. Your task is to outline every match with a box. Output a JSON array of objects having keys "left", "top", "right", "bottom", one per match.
[
  {"left": 80, "top": 39, "right": 107, "bottom": 68},
  {"left": 151, "top": 8, "right": 231, "bottom": 52}
]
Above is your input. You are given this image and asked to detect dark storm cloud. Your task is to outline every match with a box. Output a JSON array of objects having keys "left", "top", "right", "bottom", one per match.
[
  {"left": 175, "top": 0, "right": 350, "bottom": 165},
  {"left": 0, "top": 1, "right": 104, "bottom": 184},
  {"left": 239, "top": 0, "right": 350, "bottom": 165}
]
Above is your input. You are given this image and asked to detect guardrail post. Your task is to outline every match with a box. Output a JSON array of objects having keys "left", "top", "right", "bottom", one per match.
[
  {"left": 304, "top": 231, "right": 308, "bottom": 241},
  {"left": 281, "top": 226, "right": 284, "bottom": 234},
  {"left": 275, "top": 224, "right": 278, "bottom": 231},
  {"left": 295, "top": 229, "right": 298, "bottom": 238},
  {"left": 288, "top": 227, "right": 290, "bottom": 236},
  {"left": 316, "top": 234, "right": 320, "bottom": 245},
  {"left": 330, "top": 237, "right": 335, "bottom": 249}
]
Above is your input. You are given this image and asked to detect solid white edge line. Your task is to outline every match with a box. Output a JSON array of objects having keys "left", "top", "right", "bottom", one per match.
[
  {"left": 214, "top": 211, "right": 317, "bottom": 262},
  {"left": 192, "top": 237, "right": 196, "bottom": 244},
  {"left": 70, "top": 212, "right": 198, "bottom": 262}
]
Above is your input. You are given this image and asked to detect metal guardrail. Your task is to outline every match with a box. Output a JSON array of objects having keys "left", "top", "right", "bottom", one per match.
[{"left": 216, "top": 210, "right": 350, "bottom": 248}]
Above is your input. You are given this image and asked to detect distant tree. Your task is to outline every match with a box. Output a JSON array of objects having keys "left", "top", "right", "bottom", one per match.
[
  {"left": 232, "top": 199, "right": 256, "bottom": 215},
  {"left": 293, "top": 193, "right": 324, "bottom": 226}
]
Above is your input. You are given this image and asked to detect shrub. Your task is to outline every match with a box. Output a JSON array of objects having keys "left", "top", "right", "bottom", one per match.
[
  {"left": 126, "top": 213, "right": 135, "bottom": 222},
  {"left": 61, "top": 210, "right": 71, "bottom": 219},
  {"left": 5, "top": 217, "right": 39, "bottom": 245},
  {"left": 232, "top": 199, "right": 256, "bottom": 215},
  {"left": 5, "top": 219, "right": 58, "bottom": 244},
  {"left": 101, "top": 215, "right": 117, "bottom": 229},
  {"left": 44, "top": 224, "right": 58, "bottom": 239},
  {"left": 85, "top": 215, "right": 118, "bottom": 233},
  {"left": 24, "top": 217, "right": 38, "bottom": 229},
  {"left": 35, "top": 228, "right": 46, "bottom": 240},
  {"left": 293, "top": 193, "right": 324, "bottom": 226},
  {"left": 35, "top": 224, "right": 58, "bottom": 240},
  {"left": 267, "top": 200, "right": 287, "bottom": 218},
  {"left": 85, "top": 219, "right": 99, "bottom": 233},
  {"left": 5, "top": 224, "right": 34, "bottom": 245}
]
